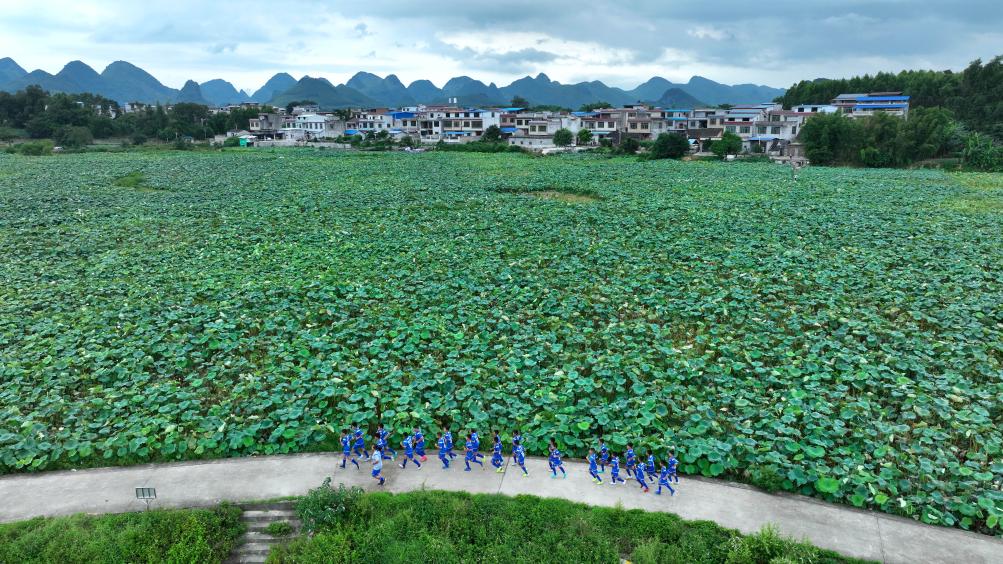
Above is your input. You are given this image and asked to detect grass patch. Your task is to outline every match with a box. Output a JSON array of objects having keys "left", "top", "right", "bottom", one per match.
[
  {"left": 265, "top": 521, "right": 294, "bottom": 537},
  {"left": 267, "top": 489, "right": 868, "bottom": 564},
  {"left": 0, "top": 504, "right": 244, "bottom": 564},
  {"left": 113, "top": 171, "right": 162, "bottom": 191}
]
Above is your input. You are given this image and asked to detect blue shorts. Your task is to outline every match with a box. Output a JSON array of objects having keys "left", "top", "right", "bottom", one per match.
[
  {"left": 371, "top": 468, "right": 381, "bottom": 477},
  {"left": 342, "top": 450, "right": 351, "bottom": 456}
]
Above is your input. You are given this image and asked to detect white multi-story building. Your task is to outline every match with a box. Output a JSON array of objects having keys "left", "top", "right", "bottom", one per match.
[{"left": 282, "top": 113, "right": 345, "bottom": 139}]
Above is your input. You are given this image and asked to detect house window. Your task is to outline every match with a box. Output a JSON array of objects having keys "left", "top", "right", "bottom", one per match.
[
  {"left": 740, "top": 126, "right": 750, "bottom": 134},
  {"left": 641, "top": 123, "right": 649, "bottom": 129},
  {"left": 757, "top": 127, "right": 767, "bottom": 134},
  {"left": 771, "top": 127, "right": 781, "bottom": 134},
  {"left": 726, "top": 125, "right": 736, "bottom": 132}
]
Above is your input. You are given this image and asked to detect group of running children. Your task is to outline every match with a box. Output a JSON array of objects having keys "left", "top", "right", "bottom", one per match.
[{"left": 338, "top": 424, "right": 680, "bottom": 495}]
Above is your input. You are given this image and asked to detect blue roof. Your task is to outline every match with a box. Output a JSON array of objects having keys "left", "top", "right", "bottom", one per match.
[
  {"left": 857, "top": 96, "right": 910, "bottom": 102},
  {"left": 749, "top": 135, "right": 779, "bottom": 141},
  {"left": 572, "top": 111, "right": 596, "bottom": 117},
  {"left": 498, "top": 107, "right": 524, "bottom": 112},
  {"left": 344, "top": 129, "right": 360, "bottom": 135},
  {"left": 500, "top": 127, "right": 519, "bottom": 133},
  {"left": 670, "top": 117, "right": 688, "bottom": 121},
  {"left": 854, "top": 104, "right": 908, "bottom": 109},
  {"left": 388, "top": 111, "right": 416, "bottom": 119},
  {"left": 444, "top": 131, "right": 474, "bottom": 136}
]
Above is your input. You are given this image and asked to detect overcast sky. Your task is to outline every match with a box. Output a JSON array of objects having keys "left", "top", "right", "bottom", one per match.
[{"left": 1, "top": 0, "right": 1001, "bottom": 92}]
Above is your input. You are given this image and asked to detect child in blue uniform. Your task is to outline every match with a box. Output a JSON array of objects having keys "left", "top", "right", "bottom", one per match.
[
  {"left": 443, "top": 427, "right": 457, "bottom": 459},
  {"left": 667, "top": 452, "right": 680, "bottom": 483},
  {"left": 399, "top": 434, "right": 422, "bottom": 469},
  {"left": 656, "top": 463, "right": 675, "bottom": 496},
  {"left": 340, "top": 429, "right": 360, "bottom": 470},
  {"left": 645, "top": 452, "right": 656, "bottom": 476},
  {"left": 370, "top": 446, "right": 385, "bottom": 486},
  {"left": 491, "top": 430, "right": 505, "bottom": 472},
  {"left": 512, "top": 440, "right": 529, "bottom": 477},
  {"left": 625, "top": 443, "right": 637, "bottom": 480},
  {"left": 412, "top": 427, "right": 427, "bottom": 462},
  {"left": 512, "top": 430, "right": 523, "bottom": 453},
  {"left": 634, "top": 463, "right": 649, "bottom": 493},
  {"left": 549, "top": 446, "right": 567, "bottom": 479},
  {"left": 470, "top": 430, "right": 485, "bottom": 461},
  {"left": 436, "top": 432, "right": 450, "bottom": 469},
  {"left": 547, "top": 439, "right": 557, "bottom": 473},
  {"left": 377, "top": 424, "right": 396, "bottom": 459},
  {"left": 464, "top": 434, "right": 484, "bottom": 471},
  {"left": 587, "top": 448, "right": 602, "bottom": 484},
  {"left": 352, "top": 425, "right": 369, "bottom": 458},
  {"left": 609, "top": 455, "right": 625, "bottom": 484},
  {"left": 375, "top": 434, "right": 389, "bottom": 461},
  {"left": 597, "top": 438, "right": 609, "bottom": 473}
]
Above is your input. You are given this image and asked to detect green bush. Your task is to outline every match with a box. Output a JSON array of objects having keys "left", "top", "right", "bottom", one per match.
[
  {"left": 5, "top": 140, "right": 53, "bottom": 156},
  {"left": 223, "top": 136, "right": 241, "bottom": 148},
  {"left": 0, "top": 505, "right": 244, "bottom": 564},
  {"left": 268, "top": 489, "right": 861, "bottom": 564},
  {"left": 649, "top": 132, "right": 691, "bottom": 160},
  {"left": 711, "top": 131, "right": 743, "bottom": 159},
  {"left": 295, "top": 477, "right": 364, "bottom": 533},
  {"left": 265, "top": 521, "right": 294, "bottom": 537}
]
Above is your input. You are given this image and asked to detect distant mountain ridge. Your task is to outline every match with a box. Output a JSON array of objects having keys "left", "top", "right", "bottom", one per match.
[{"left": 0, "top": 57, "right": 786, "bottom": 109}]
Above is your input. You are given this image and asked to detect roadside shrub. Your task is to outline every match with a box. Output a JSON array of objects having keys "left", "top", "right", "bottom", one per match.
[
  {"left": 223, "top": 136, "right": 241, "bottom": 147},
  {"left": 4, "top": 140, "right": 53, "bottom": 156},
  {"left": 295, "top": 477, "right": 364, "bottom": 532}
]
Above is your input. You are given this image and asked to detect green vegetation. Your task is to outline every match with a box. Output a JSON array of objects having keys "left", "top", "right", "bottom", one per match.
[
  {"left": 778, "top": 56, "right": 1003, "bottom": 140},
  {"left": 0, "top": 505, "right": 244, "bottom": 563},
  {"left": 648, "top": 132, "right": 690, "bottom": 160},
  {"left": 265, "top": 521, "right": 294, "bottom": 537},
  {"left": 800, "top": 108, "right": 962, "bottom": 168},
  {"left": 3, "top": 140, "right": 53, "bottom": 156},
  {"left": 711, "top": 131, "right": 742, "bottom": 158},
  {"left": 553, "top": 127, "right": 573, "bottom": 147},
  {"left": 1, "top": 151, "right": 1002, "bottom": 535},
  {"left": 269, "top": 488, "right": 865, "bottom": 563}
]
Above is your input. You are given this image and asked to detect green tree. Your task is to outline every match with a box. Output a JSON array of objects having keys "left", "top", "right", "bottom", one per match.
[
  {"left": 711, "top": 131, "right": 742, "bottom": 159},
  {"left": 800, "top": 113, "right": 861, "bottom": 165},
  {"left": 650, "top": 132, "right": 690, "bottom": 159},
  {"left": 579, "top": 102, "right": 611, "bottom": 112},
  {"left": 481, "top": 124, "right": 501, "bottom": 142},
  {"left": 510, "top": 96, "right": 530, "bottom": 108},
  {"left": 576, "top": 128, "right": 593, "bottom": 146},
  {"left": 56, "top": 125, "right": 93, "bottom": 148},
  {"left": 398, "top": 135, "right": 416, "bottom": 148},
  {"left": 553, "top": 128, "right": 573, "bottom": 147},
  {"left": 0, "top": 126, "right": 17, "bottom": 145},
  {"left": 620, "top": 137, "right": 640, "bottom": 154}
]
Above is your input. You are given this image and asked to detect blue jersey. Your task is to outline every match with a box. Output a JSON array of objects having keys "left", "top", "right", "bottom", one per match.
[
  {"left": 353, "top": 428, "right": 365, "bottom": 447},
  {"left": 588, "top": 453, "right": 598, "bottom": 471},
  {"left": 626, "top": 448, "right": 636, "bottom": 465},
  {"left": 514, "top": 445, "right": 526, "bottom": 463},
  {"left": 611, "top": 458, "right": 621, "bottom": 475},
  {"left": 444, "top": 432, "right": 453, "bottom": 449},
  {"left": 646, "top": 455, "right": 656, "bottom": 473},
  {"left": 550, "top": 449, "right": 563, "bottom": 465},
  {"left": 493, "top": 440, "right": 502, "bottom": 455},
  {"left": 634, "top": 465, "right": 646, "bottom": 480},
  {"left": 341, "top": 435, "right": 352, "bottom": 454},
  {"left": 437, "top": 437, "right": 447, "bottom": 453},
  {"left": 465, "top": 439, "right": 476, "bottom": 456},
  {"left": 378, "top": 428, "right": 389, "bottom": 442},
  {"left": 599, "top": 443, "right": 609, "bottom": 460},
  {"left": 512, "top": 433, "right": 522, "bottom": 448},
  {"left": 413, "top": 430, "right": 424, "bottom": 447},
  {"left": 668, "top": 456, "right": 678, "bottom": 473},
  {"left": 471, "top": 432, "right": 480, "bottom": 450},
  {"left": 403, "top": 436, "right": 415, "bottom": 456},
  {"left": 375, "top": 437, "right": 387, "bottom": 451},
  {"left": 659, "top": 467, "right": 670, "bottom": 482}
]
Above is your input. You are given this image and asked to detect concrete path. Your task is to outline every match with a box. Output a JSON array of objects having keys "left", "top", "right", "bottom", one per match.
[{"left": 0, "top": 453, "right": 1000, "bottom": 564}]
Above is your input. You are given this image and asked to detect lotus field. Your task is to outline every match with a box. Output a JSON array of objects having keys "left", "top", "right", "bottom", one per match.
[{"left": 1, "top": 151, "right": 1001, "bottom": 534}]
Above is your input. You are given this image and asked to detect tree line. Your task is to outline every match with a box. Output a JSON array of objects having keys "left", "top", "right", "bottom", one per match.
[
  {"left": 782, "top": 57, "right": 1003, "bottom": 170},
  {"left": 0, "top": 85, "right": 268, "bottom": 147}
]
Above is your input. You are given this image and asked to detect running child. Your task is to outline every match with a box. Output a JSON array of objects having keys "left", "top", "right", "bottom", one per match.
[
  {"left": 587, "top": 448, "right": 602, "bottom": 484},
  {"left": 547, "top": 439, "right": 557, "bottom": 473},
  {"left": 609, "top": 454, "right": 625, "bottom": 484},
  {"left": 399, "top": 434, "right": 422, "bottom": 469},
  {"left": 377, "top": 424, "right": 397, "bottom": 459},
  {"left": 625, "top": 443, "right": 637, "bottom": 480},
  {"left": 375, "top": 433, "right": 390, "bottom": 461},
  {"left": 436, "top": 432, "right": 450, "bottom": 469},
  {"left": 597, "top": 438, "right": 609, "bottom": 473},
  {"left": 667, "top": 451, "right": 680, "bottom": 483},
  {"left": 512, "top": 440, "right": 529, "bottom": 477},
  {"left": 339, "top": 429, "right": 360, "bottom": 470},
  {"left": 443, "top": 427, "right": 457, "bottom": 459},
  {"left": 412, "top": 427, "right": 427, "bottom": 462},
  {"left": 656, "top": 463, "right": 675, "bottom": 496},
  {"left": 549, "top": 445, "right": 567, "bottom": 479},
  {"left": 352, "top": 424, "right": 369, "bottom": 458},
  {"left": 464, "top": 433, "right": 484, "bottom": 471},
  {"left": 370, "top": 446, "right": 385, "bottom": 486},
  {"left": 634, "top": 462, "right": 650, "bottom": 493},
  {"left": 645, "top": 452, "right": 656, "bottom": 476},
  {"left": 491, "top": 430, "right": 505, "bottom": 472},
  {"left": 470, "top": 430, "right": 485, "bottom": 461}
]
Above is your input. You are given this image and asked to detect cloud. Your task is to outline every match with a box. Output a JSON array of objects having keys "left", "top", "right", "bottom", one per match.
[{"left": 0, "top": 0, "right": 1000, "bottom": 92}]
